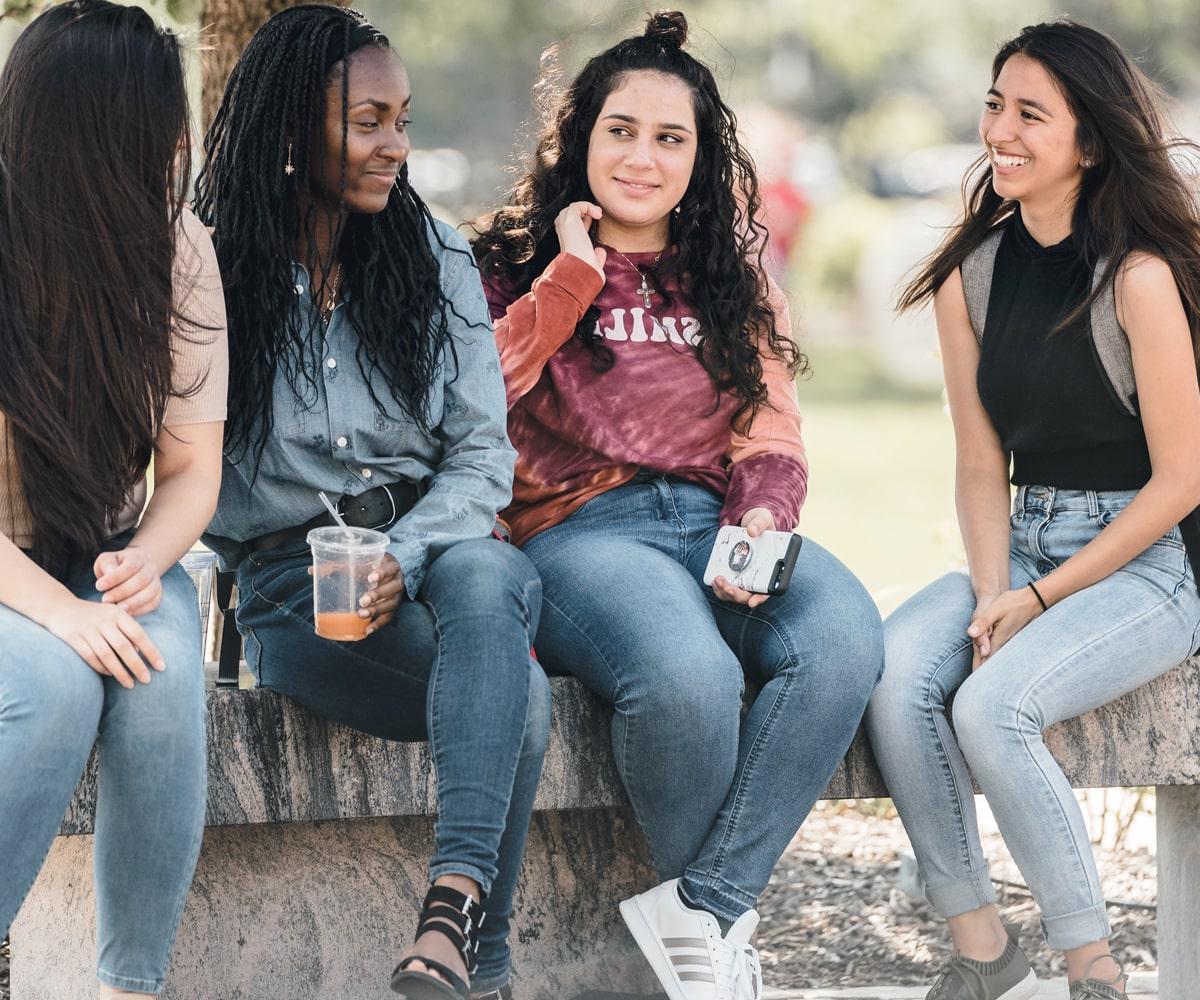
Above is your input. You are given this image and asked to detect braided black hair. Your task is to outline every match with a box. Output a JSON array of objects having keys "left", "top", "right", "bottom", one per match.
[
  {"left": 472, "top": 10, "right": 805, "bottom": 419},
  {"left": 194, "top": 3, "right": 461, "bottom": 467}
]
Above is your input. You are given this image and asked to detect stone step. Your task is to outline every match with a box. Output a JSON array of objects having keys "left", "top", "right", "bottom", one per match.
[{"left": 764, "top": 972, "right": 1159, "bottom": 999}]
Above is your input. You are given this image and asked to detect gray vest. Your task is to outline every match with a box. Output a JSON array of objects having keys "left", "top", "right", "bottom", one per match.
[{"left": 958, "top": 229, "right": 1138, "bottom": 416}]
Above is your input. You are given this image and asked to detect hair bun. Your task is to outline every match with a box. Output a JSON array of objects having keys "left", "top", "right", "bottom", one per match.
[{"left": 644, "top": 10, "right": 688, "bottom": 48}]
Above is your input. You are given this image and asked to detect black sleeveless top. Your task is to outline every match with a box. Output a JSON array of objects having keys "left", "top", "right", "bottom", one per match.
[{"left": 976, "top": 208, "right": 1151, "bottom": 490}]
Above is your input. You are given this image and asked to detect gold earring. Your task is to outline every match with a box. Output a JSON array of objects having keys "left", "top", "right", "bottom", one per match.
[{"left": 284, "top": 141, "right": 295, "bottom": 176}]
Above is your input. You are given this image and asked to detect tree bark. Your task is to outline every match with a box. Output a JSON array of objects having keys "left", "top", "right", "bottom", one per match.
[{"left": 199, "top": 0, "right": 349, "bottom": 127}]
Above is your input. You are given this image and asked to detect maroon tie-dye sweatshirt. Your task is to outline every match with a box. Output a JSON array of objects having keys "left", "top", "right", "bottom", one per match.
[{"left": 486, "top": 250, "right": 809, "bottom": 546}]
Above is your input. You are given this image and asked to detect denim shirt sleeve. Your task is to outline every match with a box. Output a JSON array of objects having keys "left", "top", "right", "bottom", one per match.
[{"left": 387, "top": 225, "right": 516, "bottom": 598}]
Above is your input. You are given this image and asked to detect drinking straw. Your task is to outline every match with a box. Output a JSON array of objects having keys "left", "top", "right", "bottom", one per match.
[{"left": 317, "top": 491, "right": 350, "bottom": 529}]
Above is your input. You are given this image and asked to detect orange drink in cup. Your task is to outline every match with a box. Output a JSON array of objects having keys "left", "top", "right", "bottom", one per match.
[{"left": 306, "top": 526, "right": 390, "bottom": 641}]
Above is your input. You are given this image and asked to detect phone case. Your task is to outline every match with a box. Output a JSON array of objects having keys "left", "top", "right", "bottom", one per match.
[{"left": 702, "top": 525, "right": 803, "bottom": 596}]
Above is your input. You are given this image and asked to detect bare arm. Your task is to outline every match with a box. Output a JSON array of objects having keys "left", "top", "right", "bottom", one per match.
[
  {"left": 93, "top": 421, "right": 224, "bottom": 615},
  {"left": 937, "top": 268, "right": 1013, "bottom": 601}
]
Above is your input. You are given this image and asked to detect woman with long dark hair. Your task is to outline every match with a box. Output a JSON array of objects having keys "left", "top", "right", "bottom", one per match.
[
  {"left": 0, "top": 2, "right": 226, "bottom": 996},
  {"left": 867, "top": 21, "right": 1200, "bottom": 1000},
  {"left": 196, "top": 6, "right": 547, "bottom": 999},
  {"left": 472, "top": 13, "right": 883, "bottom": 998}
]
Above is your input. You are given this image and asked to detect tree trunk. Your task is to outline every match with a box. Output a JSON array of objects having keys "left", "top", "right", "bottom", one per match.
[{"left": 199, "top": 0, "right": 349, "bottom": 127}]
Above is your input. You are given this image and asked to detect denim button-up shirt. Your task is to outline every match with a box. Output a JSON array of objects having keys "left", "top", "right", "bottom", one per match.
[{"left": 205, "top": 220, "right": 515, "bottom": 598}]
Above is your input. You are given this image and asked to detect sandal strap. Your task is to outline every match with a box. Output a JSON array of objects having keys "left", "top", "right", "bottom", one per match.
[
  {"left": 423, "top": 885, "right": 487, "bottom": 928},
  {"left": 393, "top": 955, "right": 470, "bottom": 997},
  {"left": 412, "top": 885, "right": 486, "bottom": 975}
]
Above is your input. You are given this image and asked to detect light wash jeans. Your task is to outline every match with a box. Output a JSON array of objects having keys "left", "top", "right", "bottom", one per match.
[
  {"left": 521, "top": 475, "right": 884, "bottom": 922},
  {"left": 0, "top": 546, "right": 206, "bottom": 995},
  {"left": 868, "top": 486, "right": 1200, "bottom": 950},
  {"left": 234, "top": 536, "right": 549, "bottom": 992}
]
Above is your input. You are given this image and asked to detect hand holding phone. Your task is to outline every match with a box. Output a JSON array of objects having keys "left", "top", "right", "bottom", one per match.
[{"left": 703, "top": 525, "right": 803, "bottom": 597}]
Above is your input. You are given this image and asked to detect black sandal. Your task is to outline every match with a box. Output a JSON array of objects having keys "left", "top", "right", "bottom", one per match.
[{"left": 390, "top": 885, "right": 486, "bottom": 999}]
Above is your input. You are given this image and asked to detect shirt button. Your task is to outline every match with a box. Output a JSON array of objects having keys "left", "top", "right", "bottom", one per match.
[
  {"left": 362, "top": 468, "right": 373, "bottom": 479},
  {"left": 294, "top": 283, "right": 304, "bottom": 295},
  {"left": 336, "top": 436, "right": 348, "bottom": 448},
  {"left": 326, "top": 357, "right": 337, "bottom": 369}
]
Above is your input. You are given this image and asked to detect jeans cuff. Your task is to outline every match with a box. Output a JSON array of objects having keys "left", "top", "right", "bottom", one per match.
[
  {"left": 1040, "top": 901, "right": 1111, "bottom": 951},
  {"left": 924, "top": 865, "right": 997, "bottom": 918},
  {"left": 97, "top": 968, "right": 162, "bottom": 994},
  {"left": 470, "top": 967, "right": 511, "bottom": 993},
  {"left": 428, "top": 862, "right": 494, "bottom": 900},
  {"left": 680, "top": 871, "right": 756, "bottom": 923}
]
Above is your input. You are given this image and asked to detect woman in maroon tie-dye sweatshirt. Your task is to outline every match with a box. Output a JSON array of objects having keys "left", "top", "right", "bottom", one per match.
[{"left": 472, "top": 13, "right": 883, "bottom": 997}]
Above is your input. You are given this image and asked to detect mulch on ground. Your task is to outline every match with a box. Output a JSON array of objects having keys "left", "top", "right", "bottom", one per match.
[
  {"left": 0, "top": 805, "right": 1155, "bottom": 999},
  {"left": 756, "top": 805, "right": 1156, "bottom": 991}
]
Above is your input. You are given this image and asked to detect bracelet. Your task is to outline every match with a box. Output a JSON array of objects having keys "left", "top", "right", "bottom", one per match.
[{"left": 1027, "top": 581, "right": 1049, "bottom": 612}]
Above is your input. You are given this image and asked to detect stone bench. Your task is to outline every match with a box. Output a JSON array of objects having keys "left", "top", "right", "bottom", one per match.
[{"left": 10, "top": 643, "right": 1200, "bottom": 998}]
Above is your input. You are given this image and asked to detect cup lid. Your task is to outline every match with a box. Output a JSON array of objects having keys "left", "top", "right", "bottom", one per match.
[{"left": 306, "top": 525, "right": 390, "bottom": 553}]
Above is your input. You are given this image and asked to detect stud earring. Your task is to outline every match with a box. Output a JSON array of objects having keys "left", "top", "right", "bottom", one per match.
[
  {"left": 1081, "top": 157, "right": 1094, "bottom": 168},
  {"left": 284, "top": 140, "right": 295, "bottom": 176}
]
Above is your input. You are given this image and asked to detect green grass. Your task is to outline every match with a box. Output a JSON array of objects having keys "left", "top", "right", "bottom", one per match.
[{"left": 797, "top": 394, "right": 963, "bottom": 617}]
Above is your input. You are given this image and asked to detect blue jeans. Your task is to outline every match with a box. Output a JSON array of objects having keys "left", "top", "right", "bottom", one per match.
[
  {"left": 234, "top": 536, "right": 550, "bottom": 991},
  {"left": 0, "top": 551, "right": 206, "bottom": 995},
  {"left": 867, "top": 486, "right": 1200, "bottom": 950},
  {"left": 522, "top": 475, "right": 883, "bottom": 921}
]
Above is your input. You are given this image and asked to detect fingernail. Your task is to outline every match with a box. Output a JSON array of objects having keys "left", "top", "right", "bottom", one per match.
[{"left": 359, "top": 595, "right": 370, "bottom": 607}]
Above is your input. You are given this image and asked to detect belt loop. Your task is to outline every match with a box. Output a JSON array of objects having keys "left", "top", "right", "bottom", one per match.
[
  {"left": 1086, "top": 490, "right": 1100, "bottom": 518},
  {"left": 1014, "top": 485, "right": 1026, "bottom": 513}
]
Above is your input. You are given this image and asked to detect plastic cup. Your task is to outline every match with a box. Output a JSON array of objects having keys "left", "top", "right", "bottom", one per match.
[{"left": 306, "top": 526, "right": 390, "bottom": 641}]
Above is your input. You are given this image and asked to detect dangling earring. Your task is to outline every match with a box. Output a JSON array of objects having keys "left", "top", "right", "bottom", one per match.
[{"left": 284, "top": 140, "right": 295, "bottom": 177}]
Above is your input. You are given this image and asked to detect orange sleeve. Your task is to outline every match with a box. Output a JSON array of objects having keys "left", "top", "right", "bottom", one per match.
[
  {"left": 491, "top": 253, "right": 605, "bottom": 410},
  {"left": 721, "top": 279, "right": 809, "bottom": 530}
]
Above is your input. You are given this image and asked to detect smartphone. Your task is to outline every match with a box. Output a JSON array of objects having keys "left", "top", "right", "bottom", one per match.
[{"left": 702, "top": 525, "right": 803, "bottom": 596}]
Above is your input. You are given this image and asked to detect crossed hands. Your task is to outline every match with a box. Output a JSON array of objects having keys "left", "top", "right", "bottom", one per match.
[{"left": 967, "top": 586, "right": 1045, "bottom": 670}]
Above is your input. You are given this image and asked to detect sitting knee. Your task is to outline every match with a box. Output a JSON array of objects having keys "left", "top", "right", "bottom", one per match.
[
  {"left": 425, "top": 539, "right": 541, "bottom": 613},
  {"left": 620, "top": 652, "right": 743, "bottom": 733}
]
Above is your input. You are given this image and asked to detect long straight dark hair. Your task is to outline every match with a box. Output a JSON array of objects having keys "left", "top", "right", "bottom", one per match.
[
  {"left": 0, "top": 0, "right": 190, "bottom": 576},
  {"left": 899, "top": 20, "right": 1200, "bottom": 355}
]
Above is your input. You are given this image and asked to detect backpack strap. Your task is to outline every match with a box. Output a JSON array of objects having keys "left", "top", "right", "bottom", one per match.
[
  {"left": 961, "top": 230, "right": 1138, "bottom": 418},
  {"left": 959, "top": 229, "right": 1005, "bottom": 343},
  {"left": 1090, "top": 255, "right": 1138, "bottom": 416}
]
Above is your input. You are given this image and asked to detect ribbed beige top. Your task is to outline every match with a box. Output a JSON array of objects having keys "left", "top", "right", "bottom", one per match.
[{"left": 0, "top": 206, "right": 228, "bottom": 548}]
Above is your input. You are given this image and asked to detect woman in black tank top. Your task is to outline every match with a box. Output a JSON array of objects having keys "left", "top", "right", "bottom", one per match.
[{"left": 865, "top": 22, "right": 1200, "bottom": 1000}]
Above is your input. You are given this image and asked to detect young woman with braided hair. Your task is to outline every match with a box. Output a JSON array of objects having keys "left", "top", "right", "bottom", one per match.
[
  {"left": 196, "top": 6, "right": 547, "bottom": 999},
  {"left": 0, "top": 2, "right": 226, "bottom": 996},
  {"left": 472, "top": 12, "right": 883, "bottom": 999}
]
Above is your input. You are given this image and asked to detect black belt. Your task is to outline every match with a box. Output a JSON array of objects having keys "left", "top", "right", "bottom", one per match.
[{"left": 246, "top": 480, "right": 424, "bottom": 554}]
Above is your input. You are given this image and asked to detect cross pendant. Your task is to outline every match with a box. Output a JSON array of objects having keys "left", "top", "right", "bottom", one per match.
[{"left": 638, "top": 274, "right": 653, "bottom": 310}]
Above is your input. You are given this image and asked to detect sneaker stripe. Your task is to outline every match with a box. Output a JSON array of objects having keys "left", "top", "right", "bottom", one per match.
[
  {"left": 662, "top": 937, "right": 708, "bottom": 949},
  {"left": 670, "top": 955, "right": 712, "bottom": 968},
  {"left": 678, "top": 971, "right": 717, "bottom": 983}
]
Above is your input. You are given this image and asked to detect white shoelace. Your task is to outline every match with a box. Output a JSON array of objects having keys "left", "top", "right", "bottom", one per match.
[{"left": 726, "top": 942, "right": 763, "bottom": 1000}]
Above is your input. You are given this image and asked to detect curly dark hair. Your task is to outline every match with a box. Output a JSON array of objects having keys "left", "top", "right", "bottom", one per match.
[
  {"left": 470, "top": 10, "right": 804, "bottom": 417},
  {"left": 193, "top": 3, "right": 462, "bottom": 468},
  {"left": 0, "top": 0, "right": 191, "bottom": 576},
  {"left": 900, "top": 19, "right": 1200, "bottom": 357}
]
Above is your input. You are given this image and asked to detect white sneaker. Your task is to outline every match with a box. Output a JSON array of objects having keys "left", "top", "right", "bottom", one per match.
[{"left": 619, "top": 879, "right": 763, "bottom": 1000}]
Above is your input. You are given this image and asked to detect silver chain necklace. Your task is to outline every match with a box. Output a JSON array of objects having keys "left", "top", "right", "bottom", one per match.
[{"left": 609, "top": 246, "right": 664, "bottom": 310}]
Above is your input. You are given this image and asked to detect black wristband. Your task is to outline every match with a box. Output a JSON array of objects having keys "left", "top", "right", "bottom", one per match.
[{"left": 1028, "top": 581, "right": 1049, "bottom": 612}]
